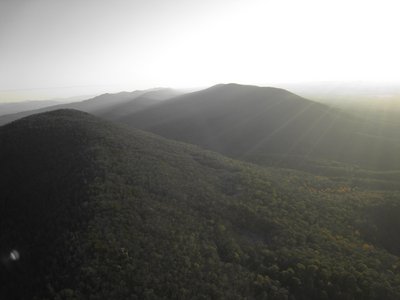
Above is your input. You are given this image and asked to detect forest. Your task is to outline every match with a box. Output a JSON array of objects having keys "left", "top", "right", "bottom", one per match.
[{"left": 1, "top": 109, "right": 400, "bottom": 299}]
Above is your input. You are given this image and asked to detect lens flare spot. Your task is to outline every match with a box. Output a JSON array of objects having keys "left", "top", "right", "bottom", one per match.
[{"left": 10, "top": 250, "right": 20, "bottom": 261}]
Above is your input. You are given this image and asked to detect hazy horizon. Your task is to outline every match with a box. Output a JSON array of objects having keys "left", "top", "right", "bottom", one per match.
[
  {"left": 1, "top": 0, "right": 399, "bottom": 102},
  {"left": 1, "top": 81, "right": 400, "bottom": 104}
]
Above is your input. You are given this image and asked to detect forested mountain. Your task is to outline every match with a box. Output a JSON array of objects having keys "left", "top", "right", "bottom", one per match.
[
  {"left": 0, "top": 88, "right": 180, "bottom": 126},
  {"left": 3, "top": 83, "right": 399, "bottom": 170},
  {"left": 119, "top": 84, "right": 400, "bottom": 170},
  {"left": 2, "top": 109, "right": 400, "bottom": 299}
]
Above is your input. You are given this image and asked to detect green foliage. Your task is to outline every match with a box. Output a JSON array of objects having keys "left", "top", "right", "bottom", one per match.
[{"left": 1, "top": 109, "right": 400, "bottom": 299}]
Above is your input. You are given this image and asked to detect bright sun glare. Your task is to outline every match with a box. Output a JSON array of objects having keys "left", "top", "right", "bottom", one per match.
[
  {"left": 0, "top": 0, "right": 399, "bottom": 101},
  {"left": 148, "top": 0, "right": 400, "bottom": 87}
]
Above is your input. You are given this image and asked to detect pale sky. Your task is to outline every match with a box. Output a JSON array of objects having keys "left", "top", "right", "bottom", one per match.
[{"left": 1, "top": 0, "right": 399, "bottom": 102}]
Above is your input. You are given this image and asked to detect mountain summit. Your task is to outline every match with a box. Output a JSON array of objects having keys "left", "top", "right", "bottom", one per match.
[{"left": 120, "top": 84, "right": 400, "bottom": 170}]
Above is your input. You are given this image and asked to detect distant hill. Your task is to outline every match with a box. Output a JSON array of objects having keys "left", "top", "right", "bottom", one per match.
[
  {"left": 282, "top": 82, "right": 400, "bottom": 126},
  {"left": 0, "top": 95, "right": 95, "bottom": 116},
  {"left": 119, "top": 83, "right": 400, "bottom": 170},
  {"left": 2, "top": 109, "right": 400, "bottom": 299},
  {"left": 0, "top": 100, "right": 63, "bottom": 116},
  {"left": 0, "top": 88, "right": 181, "bottom": 126},
  {"left": 94, "top": 88, "right": 181, "bottom": 120}
]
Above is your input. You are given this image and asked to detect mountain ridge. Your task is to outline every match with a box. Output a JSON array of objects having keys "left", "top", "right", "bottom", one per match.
[
  {"left": 0, "top": 88, "right": 180, "bottom": 126},
  {"left": 118, "top": 83, "right": 400, "bottom": 170}
]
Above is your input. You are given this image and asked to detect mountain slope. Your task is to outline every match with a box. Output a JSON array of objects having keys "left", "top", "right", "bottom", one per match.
[
  {"left": 0, "top": 95, "right": 96, "bottom": 116},
  {"left": 0, "top": 100, "right": 61, "bottom": 116},
  {"left": 0, "top": 88, "right": 180, "bottom": 126},
  {"left": 94, "top": 88, "right": 181, "bottom": 120},
  {"left": 120, "top": 84, "right": 400, "bottom": 170},
  {"left": 1, "top": 110, "right": 400, "bottom": 299}
]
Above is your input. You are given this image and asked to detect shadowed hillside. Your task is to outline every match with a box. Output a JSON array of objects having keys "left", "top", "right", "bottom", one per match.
[
  {"left": 3, "top": 84, "right": 399, "bottom": 170},
  {"left": 119, "top": 84, "right": 400, "bottom": 170},
  {"left": 1, "top": 109, "right": 400, "bottom": 299}
]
